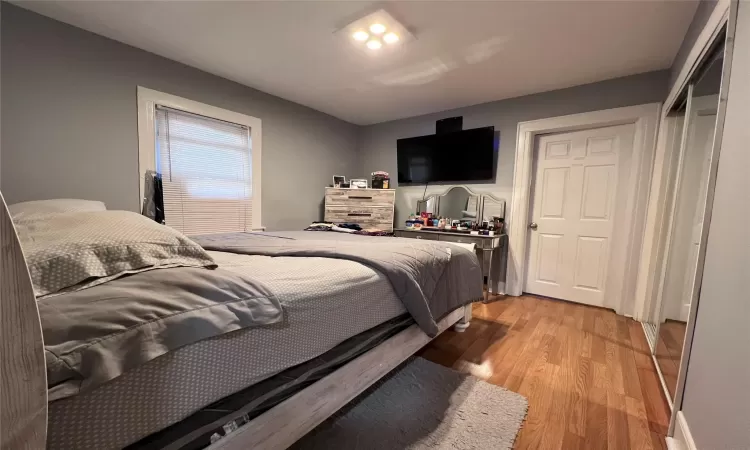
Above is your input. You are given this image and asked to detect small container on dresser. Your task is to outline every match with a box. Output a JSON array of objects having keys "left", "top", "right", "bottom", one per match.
[{"left": 324, "top": 187, "right": 396, "bottom": 232}]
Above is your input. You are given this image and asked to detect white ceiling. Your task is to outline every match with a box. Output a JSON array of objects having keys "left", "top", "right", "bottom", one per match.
[{"left": 16, "top": 1, "right": 698, "bottom": 125}]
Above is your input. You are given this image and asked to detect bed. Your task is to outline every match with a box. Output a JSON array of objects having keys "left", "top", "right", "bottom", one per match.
[{"left": 0, "top": 195, "right": 482, "bottom": 450}]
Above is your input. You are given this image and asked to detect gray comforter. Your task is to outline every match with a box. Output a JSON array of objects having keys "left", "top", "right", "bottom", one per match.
[
  {"left": 193, "top": 231, "right": 483, "bottom": 337},
  {"left": 42, "top": 267, "right": 283, "bottom": 401}
]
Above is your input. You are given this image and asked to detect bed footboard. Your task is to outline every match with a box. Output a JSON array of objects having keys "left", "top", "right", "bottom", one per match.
[{"left": 0, "top": 192, "right": 48, "bottom": 450}]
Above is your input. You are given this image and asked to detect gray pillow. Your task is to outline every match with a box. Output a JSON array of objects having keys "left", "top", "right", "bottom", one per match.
[
  {"left": 9, "top": 199, "right": 107, "bottom": 221},
  {"left": 15, "top": 210, "right": 216, "bottom": 297}
]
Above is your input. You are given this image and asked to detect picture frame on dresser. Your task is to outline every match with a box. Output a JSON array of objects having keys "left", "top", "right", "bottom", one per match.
[{"left": 349, "top": 179, "right": 368, "bottom": 189}]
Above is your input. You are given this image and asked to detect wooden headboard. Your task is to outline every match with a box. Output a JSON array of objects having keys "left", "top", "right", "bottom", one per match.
[{"left": 0, "top": 192, "right": 47, "bottom": 449}]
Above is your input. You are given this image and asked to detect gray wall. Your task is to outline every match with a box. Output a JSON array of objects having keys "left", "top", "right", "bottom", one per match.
[
  {"left": 670, "top": 1, "right": 719, "bottom": 89},
  {"left": 679, "top": 2, "right": 750, "bottom": 448},
  {"left": 0, "top": 3, "right": 360, "bottom": 231},
  {"left": 359, "top": 70, "right": 669, "bottom": 293}
]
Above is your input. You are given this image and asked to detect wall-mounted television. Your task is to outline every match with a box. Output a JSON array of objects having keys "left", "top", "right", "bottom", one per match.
[{"left": 396, "top": 126, "right": 495, "bottom": 184}]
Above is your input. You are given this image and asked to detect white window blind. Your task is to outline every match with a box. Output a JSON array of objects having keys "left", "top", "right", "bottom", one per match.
[{"left": 155, "top": 105, "right": 253, "bottom": 235}]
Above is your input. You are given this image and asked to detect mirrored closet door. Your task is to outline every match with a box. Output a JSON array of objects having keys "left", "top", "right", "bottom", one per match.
[
  {"left": 641, "top": 106, "right": 685, "bottom": 349},
  {"left": 650, "top": 28, "right": 731, "bottom": 405}
]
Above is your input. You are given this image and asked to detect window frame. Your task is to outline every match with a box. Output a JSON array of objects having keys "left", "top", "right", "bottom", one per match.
[{"left": 137, "top": 86, "right": 263, "bottom": 230}]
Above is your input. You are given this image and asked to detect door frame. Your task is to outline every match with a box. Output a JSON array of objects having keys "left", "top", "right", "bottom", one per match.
[{"left": 506, "top": 103, "right": 661, "bottom": 316}]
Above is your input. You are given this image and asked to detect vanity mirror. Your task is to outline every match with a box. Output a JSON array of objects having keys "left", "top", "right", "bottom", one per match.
[
  {"left": 416, "top": 196, "right": 437, "bottom": 215},
  {"left": 414, "top": 186, "right": 505, "bottom": 224},
  {"left": 480, "top": 194, "right": 505, "bottom": 224},
  {"left": 436, "top": 186, "right": 479, "bottom": 220},
  {"left": 404, "top": 186, "right": 506, "bottom": 302}
]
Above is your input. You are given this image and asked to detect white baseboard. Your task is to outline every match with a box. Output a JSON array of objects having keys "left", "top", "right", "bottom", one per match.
[{"left": 668, "top": 411, "right": 696, "bottom": 450}]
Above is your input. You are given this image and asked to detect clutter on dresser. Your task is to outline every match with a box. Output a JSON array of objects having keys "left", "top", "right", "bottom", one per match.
[
  {"left": 349, "top": 179, "right": 368, "bottom": 189},
  {"left": 371, "top": 171, "right": 390, "bottom": 189},
  {"left": 304, "top": 221, "right": 392, "bottom": 236},
  {"left": 404, "top": 212, "right": 500, "bottom": 236},
  {"left": 330, "top": 172, "right": 389, "bottom": 189}
]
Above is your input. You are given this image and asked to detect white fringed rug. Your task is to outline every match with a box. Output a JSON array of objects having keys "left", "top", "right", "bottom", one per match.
[{"left": 291, "top": 357, "right": 528, "bottom": 450}]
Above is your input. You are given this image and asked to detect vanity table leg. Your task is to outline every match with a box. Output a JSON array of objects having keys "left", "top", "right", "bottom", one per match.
[{"left": 484, "top": 248, "right": 494, "bottom": 302}]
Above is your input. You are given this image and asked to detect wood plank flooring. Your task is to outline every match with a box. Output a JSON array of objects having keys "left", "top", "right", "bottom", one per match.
[
  {"left": 417, "top": 294, "right": 671, "bottom": 450},
  {"left": 654, "top": 320, "right": 687, "bottom": 399}
]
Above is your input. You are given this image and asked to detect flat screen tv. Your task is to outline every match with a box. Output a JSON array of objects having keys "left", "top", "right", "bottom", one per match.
[{"left": 397, "top": 126, "right": 495, "bottom": 184}]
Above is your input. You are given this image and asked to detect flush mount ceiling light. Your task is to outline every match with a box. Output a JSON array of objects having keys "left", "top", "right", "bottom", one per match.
[
  {"left": 383, "top": 32, "right": 399, "bottom": 44},
  {"left": 369, "top": 23, "right": 386, "bottom": 35},
  {"left": 352, "top": 30, "right": 369, "bottom": 41},
  {"left": 337, "top": 9, "right": 414, "bottom": 53}
]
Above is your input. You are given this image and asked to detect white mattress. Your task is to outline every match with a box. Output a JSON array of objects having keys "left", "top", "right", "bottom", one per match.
[{"left": 47, "top": 252, "right": 407, "bottom": 450}]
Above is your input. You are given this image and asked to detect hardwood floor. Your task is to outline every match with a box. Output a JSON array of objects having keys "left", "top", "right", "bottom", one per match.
[
  {"left": 417, "top": 294, "right": 671, "bottom": 450},
  {"left": 654, "top": 320, "right": 687, "bottom": 399}
]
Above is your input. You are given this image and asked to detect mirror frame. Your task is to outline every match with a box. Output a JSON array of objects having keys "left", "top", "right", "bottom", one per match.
[
  {"left": 479, "top": 193, "right": 506, "bottom": 223},
  {"left": 435, "top": 186, "right": 480, "bottom": 220},
  {"left": 413, "top": 185, "right": 506, "bottom": 225}
]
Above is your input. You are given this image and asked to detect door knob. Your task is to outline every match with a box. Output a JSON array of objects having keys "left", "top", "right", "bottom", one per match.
[{"left": 529, "top": 222, "right": 538, "bottom": 230}]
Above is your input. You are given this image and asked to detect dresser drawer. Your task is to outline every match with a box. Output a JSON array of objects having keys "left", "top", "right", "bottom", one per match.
[
  {"left": 324, "top": 205, "right": 393, "bottom": 222},
  {"left": 437, "top": 234, "right": 485, "bottom": 247},
  {"left": 322, "top": 214, "right": 392, "bottom": 231},
  {"left": 438, "top": 234, "right": 501, "bottom": 249},
  {"left": 396, "top": 231, "right": 439, "bottom": 241},
  {"left": 325, "top": 188, "right": 395, "bottom": 207},
  {"left": 358, "top": 219, "right": 394, "bottom": 232}
]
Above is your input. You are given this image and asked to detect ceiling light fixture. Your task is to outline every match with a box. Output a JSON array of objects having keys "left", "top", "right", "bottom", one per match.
[
  {"left": 369, "top": 23, "right": 386, "bottom": 35},
  {"left": 352, "top": 30, "right": 369, "bottom": 41},
  {"left": 336, "top": 9, "right": 414, "bottom": 53},
  {"left": 383, "top": 32, "right": 399, "bottom": 44}
]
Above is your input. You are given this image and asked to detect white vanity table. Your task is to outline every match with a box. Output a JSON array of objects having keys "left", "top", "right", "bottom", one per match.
[
  {"left": 394, "top": 186, "right": 506, "bottom": 302},
  {"left": 394, "top": 228, "right": 504, "bottom": 302}
]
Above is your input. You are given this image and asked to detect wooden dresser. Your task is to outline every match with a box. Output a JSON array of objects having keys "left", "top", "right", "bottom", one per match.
[{"left": 324, "top": 187, "right": 395, "bottom": 232}]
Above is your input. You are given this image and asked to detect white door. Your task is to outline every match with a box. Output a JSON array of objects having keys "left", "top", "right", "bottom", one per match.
[
  {"left": 524, "top": 124, "right": 635, "bottom": 306},
  {"left": 679, "top": 99, "right": 718, "bottom": 321}
]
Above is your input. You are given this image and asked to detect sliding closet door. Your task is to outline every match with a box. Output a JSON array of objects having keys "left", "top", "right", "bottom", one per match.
[
  {"left": 654, "top": 45, "right": 725, "bottom": 400},
  {"left": 642, "top": 109, "right": 685, "bottom": 347}
]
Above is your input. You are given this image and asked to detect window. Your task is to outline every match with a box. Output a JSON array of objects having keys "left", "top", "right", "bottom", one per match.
[{"left": 137, "top": 87, "right": 262, "bottom": 234}]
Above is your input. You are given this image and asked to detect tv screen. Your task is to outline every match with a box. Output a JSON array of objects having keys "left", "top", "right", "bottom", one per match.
[{"left": 397, "top": 126, "right": 495, "bottom": 184}]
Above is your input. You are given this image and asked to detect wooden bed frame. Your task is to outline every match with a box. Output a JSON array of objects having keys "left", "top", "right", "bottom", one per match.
[
  {"left": 0, "top": 193, "right": 48, "bottom": 450},
  {"left": 0, "top": 192, "right": 471, "bottom": 450}
]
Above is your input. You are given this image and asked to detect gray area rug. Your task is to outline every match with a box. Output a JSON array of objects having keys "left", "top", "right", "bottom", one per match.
[{"left": 291, "top": 357, "right": 528, "bottom": 450}]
